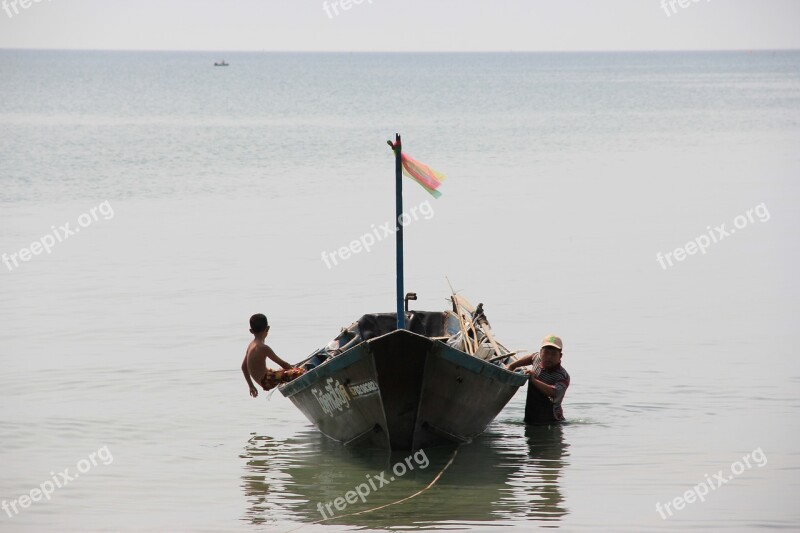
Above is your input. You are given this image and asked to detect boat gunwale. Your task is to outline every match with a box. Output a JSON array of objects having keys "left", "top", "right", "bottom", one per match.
[{"left": 279, "top": 328, "right": 527, "bottom": 398}]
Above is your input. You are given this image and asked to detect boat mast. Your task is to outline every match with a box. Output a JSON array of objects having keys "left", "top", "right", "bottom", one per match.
[{"left": 388, "top": 133, "right": 405, "bottom": 330}]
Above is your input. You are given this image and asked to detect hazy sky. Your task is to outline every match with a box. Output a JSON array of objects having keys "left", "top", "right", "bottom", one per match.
[{"left": 1, "top": 0, "right": 799, "bottom": 52}]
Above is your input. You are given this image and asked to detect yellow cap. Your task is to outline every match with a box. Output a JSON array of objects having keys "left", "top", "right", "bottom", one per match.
[{"left": 541, "top": 334, "right": 563, "bottom": 351}]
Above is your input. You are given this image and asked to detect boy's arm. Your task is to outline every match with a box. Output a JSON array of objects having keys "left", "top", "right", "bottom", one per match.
[
  {"left": 265, "top": 346, "right": 293, "bottom": 370},
  {"left": 242, "top": 356, "right": 258, "bottom": 398}
]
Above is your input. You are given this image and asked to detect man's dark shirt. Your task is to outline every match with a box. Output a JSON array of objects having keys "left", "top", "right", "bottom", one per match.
[{"left": 524, "top": 352, "right": 570, "bottom": 424}]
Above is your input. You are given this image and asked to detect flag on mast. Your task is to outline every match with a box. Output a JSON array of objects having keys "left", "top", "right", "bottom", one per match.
[{"left": 400, "top": 152, "right": 447, "bottom": 198}]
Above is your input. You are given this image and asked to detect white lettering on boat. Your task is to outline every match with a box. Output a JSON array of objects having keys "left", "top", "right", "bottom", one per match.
[
  {"left": 311, "top": 378, "right": 351, "bottom": 417},
  {"left": 347, "top": 380, "right": 379, "bottom": 398}
]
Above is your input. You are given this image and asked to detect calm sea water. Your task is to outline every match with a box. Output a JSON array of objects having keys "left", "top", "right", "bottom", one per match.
[{"left": 1, "top": 50, "right": 799, "bottom": 532}]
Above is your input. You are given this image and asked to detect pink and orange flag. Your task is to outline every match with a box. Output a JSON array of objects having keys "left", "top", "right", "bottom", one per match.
[{"left": 400, "top": 153, "right": 447, "bottom": 198}]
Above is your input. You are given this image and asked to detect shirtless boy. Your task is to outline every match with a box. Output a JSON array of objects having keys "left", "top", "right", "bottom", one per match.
[{"left": 241, "top": 313, "right": 305, "bottom": 397}]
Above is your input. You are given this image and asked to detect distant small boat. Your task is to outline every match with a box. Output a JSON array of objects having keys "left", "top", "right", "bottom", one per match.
[{"left": 214, "top": 60, "right": 228, "bottom": 67}]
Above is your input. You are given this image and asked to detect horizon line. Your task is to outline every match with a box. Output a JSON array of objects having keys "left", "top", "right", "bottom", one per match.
[{"left": 1, "top": 47, "right": 799, "bottom": 54}]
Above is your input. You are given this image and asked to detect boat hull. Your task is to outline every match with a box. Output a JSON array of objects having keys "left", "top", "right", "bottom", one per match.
[{"left": 279, "top": 329, "right": 527, "bottom": 450}]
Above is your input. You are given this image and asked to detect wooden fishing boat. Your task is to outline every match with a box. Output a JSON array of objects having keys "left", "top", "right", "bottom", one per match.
[
  {"left": 280, "top": 298, "right": 526, "bottom": 450},
  {"left": 278, "top": 134, "right": 527, "bottom": 450}
]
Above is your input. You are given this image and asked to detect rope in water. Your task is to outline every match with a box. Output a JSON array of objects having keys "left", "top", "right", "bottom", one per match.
[{"left": 283, "top": 446, "right": 459, "bottom": 533}]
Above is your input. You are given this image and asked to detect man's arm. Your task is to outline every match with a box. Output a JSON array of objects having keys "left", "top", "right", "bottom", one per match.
[
  {"left": 242, "top": 356, "right": 258, "bottom": 398},
  {"left": 265, "top": 346, "right": 292, "bottom": 370},
  {"left": 507, "top": 353, "right": 534, "bottom": 371},
  {"left": 531, "top": 377, "right": 557, "bottom": 397},
  {"left": 532, "top": 377, "right": 568, "bottom": 400}
]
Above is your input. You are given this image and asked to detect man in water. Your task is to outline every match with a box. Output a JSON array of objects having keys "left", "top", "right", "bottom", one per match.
[
  {"left": 506, "top": 335, "right": 570, "bottom": 424},
  {"left": 241, "top": 313, "right": 305, "bottom": 397}
]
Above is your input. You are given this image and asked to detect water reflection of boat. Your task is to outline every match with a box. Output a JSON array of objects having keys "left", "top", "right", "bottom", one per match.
[{"left": 241, "top": 420, "right": 569, "bottom": 529}]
